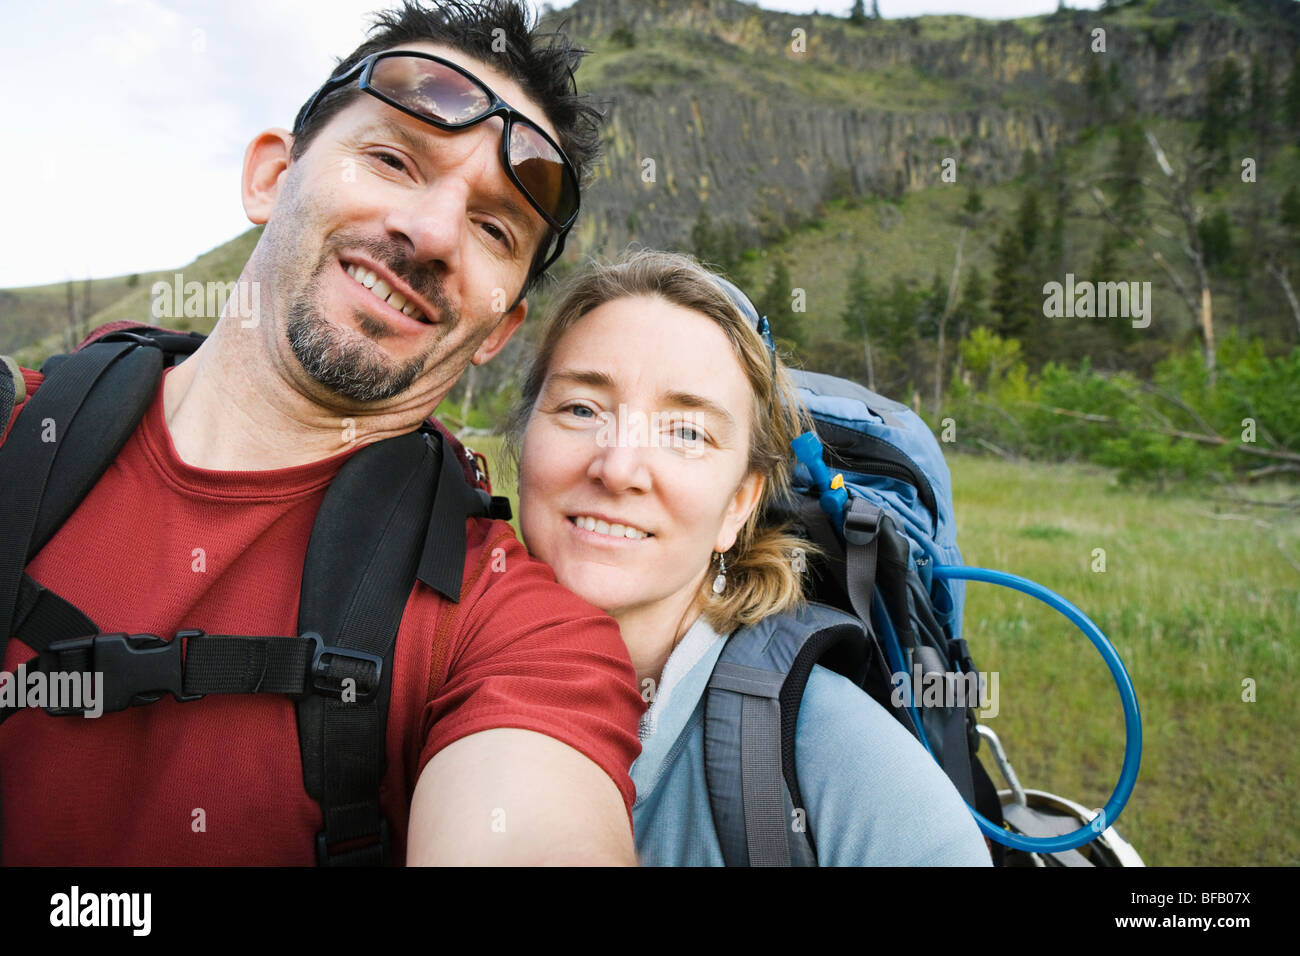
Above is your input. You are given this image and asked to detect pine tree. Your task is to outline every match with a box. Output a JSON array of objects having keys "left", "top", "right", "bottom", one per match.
[
  {"left": 1248, "top": 54, "right": 1276, "bottom": 147},
  {"left": 1282, "top": 185, "right": 1300, "bottom": 230},
  {"left": 849, "top": 0, "right": 867, "bottom": 25},
  {"left": 841, "top": 252, "right": 877, "bottom": 388},
  {"left": 991, "top": 189, "right": 1044, "bottom": 346},
  {"left": 960, "top": 267, "right": 988, "bottom": 334},
  {"left": 1198, "top": 209, "right": 1239, "bottom": 278},
  {"left": 1093, "top": 231, "right": 1120, "bottom": 282},
  {"left": 1113, "top": 121, "right": 1145, "bottom": 229},
  {"left": 1044, "top": 154, "right": 1069, "bottom": 276},
  {"left": 1285, "top": 53, "right": 1300, "bottom": 146},
  {"left": 1016, "top": 188, "right": 1043, "bottom": 256},
  {"left": 1198, "top": 57, "right": 1245, "bottom": 185},
  {"left": 1083, "top": 58, "right": 1112, "bottom": 126}
]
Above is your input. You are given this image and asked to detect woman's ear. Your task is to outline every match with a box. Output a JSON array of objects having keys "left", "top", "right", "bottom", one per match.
[
  {"left": 241, "top": 129, "right": 294, "bottom": 225},
  {"left": 715, "top": 471, "right": 765, "bottom": 554}
]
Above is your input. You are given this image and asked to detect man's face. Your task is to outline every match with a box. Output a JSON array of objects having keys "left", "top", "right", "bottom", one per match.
[{"left": 251, "top": 41, "right": 556, "bottom": 407}]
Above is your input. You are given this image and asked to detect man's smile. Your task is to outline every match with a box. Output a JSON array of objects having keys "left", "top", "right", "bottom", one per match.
[{"left": 336, "top": 253, "right": 438, "bottom": 330}]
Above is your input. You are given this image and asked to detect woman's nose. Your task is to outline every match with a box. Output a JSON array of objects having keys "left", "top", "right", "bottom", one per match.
[{"left": 586, "top": 413, "right": 653, "bottom": 493}]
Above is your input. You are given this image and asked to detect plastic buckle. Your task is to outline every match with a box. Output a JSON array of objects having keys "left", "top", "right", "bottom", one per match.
[
  {"left": 41, "top": 630, "right": 204, "bottom": 716},
  {"left": 843, "top": 498, "right": 883, "bottom": 546},
  {"left": 303, "top": 632, "right": 383, "bottom": 704}
]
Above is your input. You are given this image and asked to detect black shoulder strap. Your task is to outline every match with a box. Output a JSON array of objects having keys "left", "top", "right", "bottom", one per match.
[
  {"left": 0, "top": 338, "right": 164, "bottom": 661},
  {"left": 295, "top": 426, "right": 486, "bottom": 866}
]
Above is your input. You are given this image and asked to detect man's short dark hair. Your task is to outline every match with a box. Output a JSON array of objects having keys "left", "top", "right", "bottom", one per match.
[{"left": 290, "top": 0, "right": 602, "bottom": 294}]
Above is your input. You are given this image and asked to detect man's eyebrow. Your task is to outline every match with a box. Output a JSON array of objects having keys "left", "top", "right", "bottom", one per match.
[
  {"left": 360, "top": 117, "right": 434, "bottom": 157},
  {"left": 360, "top": 117, "right": 540, "bottom": 239},
  {"left": 544, "top": 369, "right": 738, "bottom": 434}
]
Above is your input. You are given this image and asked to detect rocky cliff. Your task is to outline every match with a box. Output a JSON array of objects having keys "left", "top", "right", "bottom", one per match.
[{"left": 539, "top": 0, "right": 1300, "bottom": 262}]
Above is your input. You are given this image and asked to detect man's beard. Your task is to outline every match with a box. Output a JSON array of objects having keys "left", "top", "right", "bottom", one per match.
[{"left": 285, "top": 237, "right": 456, "bottom": 403}]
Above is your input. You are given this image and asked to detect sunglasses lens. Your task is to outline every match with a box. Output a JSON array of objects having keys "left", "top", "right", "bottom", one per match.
[
  {"left": 371, "top": 56, "right": 490, "bottom": 124},
  {"left": 509, "top": 123, "right": 578, "bottom": 227},
  {"left": 367, "top": 54, "right": 578, "bottom": 230}
]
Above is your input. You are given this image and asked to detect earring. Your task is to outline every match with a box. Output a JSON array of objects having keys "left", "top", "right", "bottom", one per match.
[{"left": 712, "top": 551, "right": 727, "bottom": 595}]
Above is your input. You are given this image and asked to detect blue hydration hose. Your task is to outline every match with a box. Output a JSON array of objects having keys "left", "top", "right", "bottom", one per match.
[
  {"left": 931, "top": 565, "right": 1142, "bottom": 853},
  {"left": 793, "top": 431, "right": 1142, "bottom": 853}
]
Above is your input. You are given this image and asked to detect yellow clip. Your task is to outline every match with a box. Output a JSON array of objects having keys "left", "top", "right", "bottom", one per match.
[{"left": 830, "top": 474, "right": 844, "bottom": 491}]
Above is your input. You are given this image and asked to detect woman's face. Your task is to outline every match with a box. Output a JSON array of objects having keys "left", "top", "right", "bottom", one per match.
[{"left": 518, "top": 294, "right": 764, "bottom": 623}]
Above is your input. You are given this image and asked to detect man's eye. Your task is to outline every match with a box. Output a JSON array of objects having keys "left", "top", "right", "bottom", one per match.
[
  {"left": 374, "top": 151, "right": 406, "bottom": 172},
  {"left": 480, "top": 221, "right": 512, "bottom": 248}
]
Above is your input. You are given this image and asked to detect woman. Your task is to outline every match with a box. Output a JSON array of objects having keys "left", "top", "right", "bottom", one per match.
[{"left": 504, "top": 249, "right": 991, "bottom": 866}]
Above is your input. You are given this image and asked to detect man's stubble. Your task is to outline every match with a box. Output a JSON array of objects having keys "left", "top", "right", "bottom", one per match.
[{"left": 266, "top": 169, "right": 464, "bottom": 404}]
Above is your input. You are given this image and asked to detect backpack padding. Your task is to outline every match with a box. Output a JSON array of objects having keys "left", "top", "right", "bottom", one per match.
[
  {"left": 704, "top": 603, "right": 872, "bottom": 867},
  {"left": 0, "top": 340, "right": 161, "bottom": 652},
  {"left": 30, "top": 346, "right": 165, "bottom": 556}
]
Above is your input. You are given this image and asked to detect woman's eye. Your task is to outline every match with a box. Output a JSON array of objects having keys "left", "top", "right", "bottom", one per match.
[{"left": 563, "top": 403, "right": 595, "bottom": 419}]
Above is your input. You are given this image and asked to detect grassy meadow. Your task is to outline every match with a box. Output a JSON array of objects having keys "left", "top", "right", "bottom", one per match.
[{"left": 467, "top": 433, "right": 1299, "bottom": 866}]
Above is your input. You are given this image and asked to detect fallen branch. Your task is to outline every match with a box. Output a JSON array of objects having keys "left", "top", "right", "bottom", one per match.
[
  {"left": 975, "top": 436, "right": 1017, "bottom": 461},
  {"left": 1028, "top": 403, "right": 1300, "bottom": 465}
]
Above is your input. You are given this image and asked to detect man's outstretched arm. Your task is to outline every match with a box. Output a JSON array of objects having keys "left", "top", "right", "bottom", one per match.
[{"left": 406, "top": 727, "right": 637, "bottom": 865}]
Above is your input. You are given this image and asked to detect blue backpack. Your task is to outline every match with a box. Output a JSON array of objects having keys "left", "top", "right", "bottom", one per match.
[
  {"left": 702, "top": 365, "right": 1007, "bottom": 866},
  {"left": 701, "top": 277, "right": 1142, "bottom": 867}
]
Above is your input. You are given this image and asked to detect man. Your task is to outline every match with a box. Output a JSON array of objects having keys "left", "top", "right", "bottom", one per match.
[{"left": 0, "top": 0, "right": 644, "bottom": 865}]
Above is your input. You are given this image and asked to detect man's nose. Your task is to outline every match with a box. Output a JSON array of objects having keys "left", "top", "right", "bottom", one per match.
[
  {"left": 383, "top": 173, "right": 468, "bottom": 274},
  {"left": 587, "top": 414, "right": 653, "bottom": 494}
]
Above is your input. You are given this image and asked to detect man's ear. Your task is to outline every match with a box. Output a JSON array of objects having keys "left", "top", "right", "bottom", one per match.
[
  {"left": 241, "top": 128, "right": 294, "bottom": 225},
  {"left": 715, "top": 471, "right": 765, "bottom": 554},
  {"left": 471, "top": 296, "right": 527, "bottom": 366}
]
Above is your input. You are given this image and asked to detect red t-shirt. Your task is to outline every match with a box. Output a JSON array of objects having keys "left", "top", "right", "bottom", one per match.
[{"left": 0, "top": 367, "right": 644, "bottom": 865}]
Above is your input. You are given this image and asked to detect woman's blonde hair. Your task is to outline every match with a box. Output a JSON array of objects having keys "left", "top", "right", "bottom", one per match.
[{"left": 504, "top": 248, "right": 821, "bottom": 635}]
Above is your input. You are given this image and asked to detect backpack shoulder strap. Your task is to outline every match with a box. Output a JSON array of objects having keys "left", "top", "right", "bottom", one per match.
[
  {"left": 0, "top": 337, "right": 165, "bottom": 662},
  {"left": 295, "top": 425, "right": 488, "bottom": 866},
  {"left": 703, "top": 602, "right": 874, "bottom": 867}
]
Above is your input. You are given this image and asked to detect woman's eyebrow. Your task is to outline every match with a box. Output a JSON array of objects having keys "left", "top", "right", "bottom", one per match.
[
  {"left": 662, "top": 390, "right": 736, "bottom": 434},
  {"left": 544, "top": 370, "right": 736, "bottom": 433},
  {"left": 546, "top": 368, "right": 615, "bottom": 390}
]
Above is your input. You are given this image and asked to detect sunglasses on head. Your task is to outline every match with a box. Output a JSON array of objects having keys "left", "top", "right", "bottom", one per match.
[{"left": 297, "top": 50, "right": 581, "bottom": 274}]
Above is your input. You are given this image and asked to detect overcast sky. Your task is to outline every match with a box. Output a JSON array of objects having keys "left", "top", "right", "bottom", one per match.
[{"left": 0, "top": 0, "right": 1104, "bottom": 290}]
